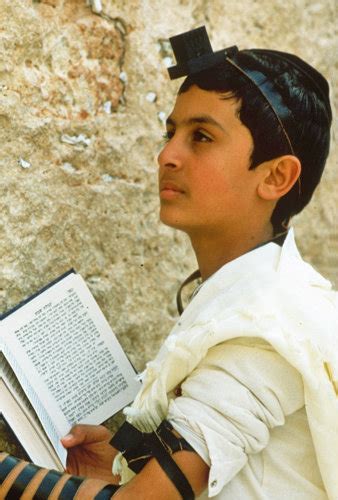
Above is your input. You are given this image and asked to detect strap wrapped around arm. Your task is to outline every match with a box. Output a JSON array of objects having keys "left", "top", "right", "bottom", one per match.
[
  {"left": 111, "top": 420, "right": 195, "bottom": 499},
  {"left": 0, "top": 452, "right": 120, "bottom": 499},
  {"left": 149, "top": 431, "right": 195, "bottom": 499}
]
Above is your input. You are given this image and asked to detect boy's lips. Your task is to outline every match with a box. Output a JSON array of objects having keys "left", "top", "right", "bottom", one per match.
[{"left": 159, "top": 181, "right": 185, "bottom": 199}]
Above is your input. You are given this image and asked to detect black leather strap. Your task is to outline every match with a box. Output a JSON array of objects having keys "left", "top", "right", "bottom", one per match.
[
  {"left": 111, "top": 421, "right": 144, "bottom": 451},
  {"left": 59, "top": 475, "right": 85, "bottom": 499},
  {"left": 111, "top": 421, "right": 152, "bottom": 474},
  {"left": 176, "top": 269, "right": 202, "bottom": 315},
  {"left": 33, "top": 469, "right": 61, "bottom": 499},
  {"left": 94, "top": 484, "right": 120, "bottom": 499},
  {"left": 111, "top": 420, "right": 195, "bottom": 499},
  {"left": 5, "top": 463, "right": 40, "bottom": 499},
  {"left": 0, "top": 456, "right": 20, "bottom": 483},
  {"left": 150, "top": 432, "right": 195, "bottom": 500},
  {"left": 111, "top": 420, "right": 194, "bottom": 458},
  {"left": 176, "top": 231, "right": 288, "bottom": 314}
]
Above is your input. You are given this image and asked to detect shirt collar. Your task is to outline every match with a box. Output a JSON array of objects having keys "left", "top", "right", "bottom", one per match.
[{"left": 178, "top": 231, "right": 290, "bottom": 315}]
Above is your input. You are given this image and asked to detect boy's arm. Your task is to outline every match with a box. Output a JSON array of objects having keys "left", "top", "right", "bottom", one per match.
[
  {"left": 113, "top": 450, "right": 209, "bottom": 500},
  {"left": 0, "top": 452, "right": 119, "bottom": 499},
  {"left": 0, "top": 450, "right": 209, "bottom": 499},
  {"left": 63, "top": 423, "right": 209, "bottom": 499},
  {"left": 0, "top": 425, "right": 121, "bottom": 498}
]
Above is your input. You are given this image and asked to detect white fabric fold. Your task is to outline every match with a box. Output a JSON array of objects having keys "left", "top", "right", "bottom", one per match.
[{"left": 121, "top": 229, "right": 338, "bottom": 498}]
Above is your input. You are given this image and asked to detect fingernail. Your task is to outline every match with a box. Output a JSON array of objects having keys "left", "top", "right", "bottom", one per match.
[{"left": 61, "top": 434, "right": 73, "bottom": 442}]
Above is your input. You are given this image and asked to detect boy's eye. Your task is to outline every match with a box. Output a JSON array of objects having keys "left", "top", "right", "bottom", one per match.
[
  {"left": 162, "top": 129, "right": 212, "bottom": 143},
  {"left": 193, "top": 130, "right": 212, "bottom": 142},
  {"left": 163, "top": 130, "right": 175, "bottom": 141}
]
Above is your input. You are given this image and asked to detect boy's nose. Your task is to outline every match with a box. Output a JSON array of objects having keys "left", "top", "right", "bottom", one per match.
[{"left": 157, "top": 138, "right": 183, "bottom": 171}]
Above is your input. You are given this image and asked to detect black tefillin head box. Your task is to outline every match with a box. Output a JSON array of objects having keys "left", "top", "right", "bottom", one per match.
[{"left": 168, "top": 26, "right": 237, "bottom": 80}]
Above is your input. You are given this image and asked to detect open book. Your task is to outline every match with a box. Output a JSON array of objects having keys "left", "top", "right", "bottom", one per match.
[{"left": 0, "top": 270, "right": 141, "bottom": 470}]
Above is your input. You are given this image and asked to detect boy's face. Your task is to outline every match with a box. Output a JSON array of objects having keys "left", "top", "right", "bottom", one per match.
[{"left": 157, "top": 85, "right": 264, "bottom": 238}]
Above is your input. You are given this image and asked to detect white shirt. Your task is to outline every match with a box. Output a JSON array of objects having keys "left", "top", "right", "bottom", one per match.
[
  {"left": 120, "top": 230, "right": 338, "bottom": 498},
  {"left": 168, "top": 337, "right": 327, "bottom": 499}
]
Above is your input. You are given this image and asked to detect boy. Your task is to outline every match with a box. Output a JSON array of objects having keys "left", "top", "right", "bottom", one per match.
[{"left": 1, "top": 27, "right": 337, "bottom": 500}]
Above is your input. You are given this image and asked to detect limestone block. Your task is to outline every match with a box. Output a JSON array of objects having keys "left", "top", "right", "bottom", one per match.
[{"left": 0, "top": 0, "right": 336, "bottom": 456}]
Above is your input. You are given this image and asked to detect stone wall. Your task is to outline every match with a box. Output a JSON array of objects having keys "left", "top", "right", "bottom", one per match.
[{"left": 1, "top": 0, "right": 337, "bottom": 451}]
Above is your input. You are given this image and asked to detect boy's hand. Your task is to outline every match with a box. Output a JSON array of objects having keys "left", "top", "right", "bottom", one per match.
[{"left": 61, "top": 424, "right": 120, "bottom": 483}]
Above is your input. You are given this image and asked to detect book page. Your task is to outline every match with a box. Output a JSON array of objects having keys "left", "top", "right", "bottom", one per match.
[
  {"left": 1, "top": 272, "right": 140, "bottom": 465},
  {"left": 1, "top": 352, "right": 63, "bottom": 469},
  {"left": 1, "top": 353, "right": 45, "bottom": 435},
  {"left": 0, "top": 378, "right": 62, "bottom": 470},
  {"left": 1, "top": 344, "right": 67, "bottom": 465}
]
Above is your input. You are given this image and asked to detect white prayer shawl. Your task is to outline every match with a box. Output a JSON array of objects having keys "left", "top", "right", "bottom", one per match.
[{"left": 119, "top": 230, "right": 338, "bottom": 499}]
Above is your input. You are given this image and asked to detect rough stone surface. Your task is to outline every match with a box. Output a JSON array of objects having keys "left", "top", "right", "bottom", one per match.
[{"left": 1, "top": 0, "right": 337, "bottom": 455}]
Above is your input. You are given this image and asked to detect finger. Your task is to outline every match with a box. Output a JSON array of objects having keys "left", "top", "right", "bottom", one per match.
[{"left": 61, "top": 424, "right": 112, "bottom": 448}]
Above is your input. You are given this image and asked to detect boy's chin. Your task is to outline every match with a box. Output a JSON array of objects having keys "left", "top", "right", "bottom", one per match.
[{"left": 159, "top": 212, "right": 186, "bottom": 231}]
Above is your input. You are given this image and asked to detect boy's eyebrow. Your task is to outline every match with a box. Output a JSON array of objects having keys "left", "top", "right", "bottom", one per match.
[{"left": 166, "top": 114, "right": 226, "bottom": 132}]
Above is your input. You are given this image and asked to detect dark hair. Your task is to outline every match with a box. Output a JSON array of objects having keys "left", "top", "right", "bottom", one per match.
[{"left": 179, "top": 50, "right": 332, "bottom": 233}]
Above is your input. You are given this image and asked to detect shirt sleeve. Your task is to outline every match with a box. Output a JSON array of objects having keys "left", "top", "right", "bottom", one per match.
[{"left": 167, "top": 337, "right": 305, "bottom": 497}]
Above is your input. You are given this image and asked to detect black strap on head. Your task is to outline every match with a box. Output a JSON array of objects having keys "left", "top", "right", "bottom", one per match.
[
  {"left": 253, "top": 48, "right": 331, "bottom": 117},
  {"left": 223, "top": 58, "right": 295, "bottom": 155},
  {"left": 167, "top": 26, "right": 295, "bottom": 155},
  {"left": 167, "top": 26, "right": 330, "bottom": 158}
]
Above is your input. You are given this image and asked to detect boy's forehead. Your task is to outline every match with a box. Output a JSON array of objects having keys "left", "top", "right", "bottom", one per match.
[{"left": 167, "top": 86, "right": 241, "bottom": 126}]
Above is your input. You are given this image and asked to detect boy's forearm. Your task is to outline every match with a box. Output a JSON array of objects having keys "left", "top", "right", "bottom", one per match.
[{"left": 0, "top": 452, "right": 119, "bottom": 499}]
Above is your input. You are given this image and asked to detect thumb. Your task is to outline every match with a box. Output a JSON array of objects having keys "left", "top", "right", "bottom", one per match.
[
  {"left": 60, "top": 433, "right": 79, "bottom": 449},
  {"left": 61, "top": 424, "right": 112, "bottom": 449}
]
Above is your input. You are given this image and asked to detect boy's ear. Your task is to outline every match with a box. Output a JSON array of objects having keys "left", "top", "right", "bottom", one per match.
[{"left": 257, "top": 155, "right": 301, "bottom": 201}]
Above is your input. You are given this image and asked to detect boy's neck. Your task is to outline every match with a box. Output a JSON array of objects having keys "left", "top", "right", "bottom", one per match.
[{"left": 189, "top": 223, "right": 274, "bottom": 281}]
